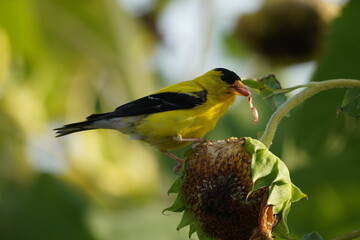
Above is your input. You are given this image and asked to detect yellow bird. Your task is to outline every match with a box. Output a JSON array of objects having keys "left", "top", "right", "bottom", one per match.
[{"left": 54, "top": 68, "right": 250, "bottom": 166}]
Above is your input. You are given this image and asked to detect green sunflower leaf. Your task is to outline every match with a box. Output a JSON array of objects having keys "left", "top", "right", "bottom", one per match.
[
  {"left": 167, "top": 176, "right": 181, "bottom": 195},
  {"left": 177, "top": 209, "right": 195, "bottom": 230},
  {"left": 244, "top": 137, "right": 307, "bottom": 239},
  {"left": 268, "top": 182, "right": 292, "bottom": 207},
  {"left": 272, "top": 200, "right": 293, "bottom": 239},
  {"left": 291, "top": 183, "right": 308, "bottom": 202},
  {"left": 337, "top": 87, "right": 360, "bottom": 118},
  {"left": 242, "top": 78, "right": 265, "bottom": 89},
  {"left": 163, "top": 193, "right": 186, "bottom": 213},
  {"left": 188, "top": 223, "right": 196, "bottom": 238},
  {"left": 242, "top": 75, "right": 288, "bottom": 110}
]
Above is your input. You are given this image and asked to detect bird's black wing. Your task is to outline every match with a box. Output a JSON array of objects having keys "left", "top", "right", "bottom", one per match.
[{"left": 86, "top": 90, "right": 207, "bottom": 120}]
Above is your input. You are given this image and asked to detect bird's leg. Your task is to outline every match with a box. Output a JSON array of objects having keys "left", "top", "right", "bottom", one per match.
[
  {"left": 173, "top": 135, "right": 203, "bottom": 143},
  {"left": 161, "top": 150, "right": 184, "bottom": 173},
  {"left": 173, "top": 136, "right": 204, "bottom": 149},
  {"left": 163, "top": 137, "right": 205, "bottom": 173},
  {"left": 161, "top": 150, "right": 183, "bottom": 163}
]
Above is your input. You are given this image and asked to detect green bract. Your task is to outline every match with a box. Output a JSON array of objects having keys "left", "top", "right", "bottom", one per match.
[
  {"left": 164, "top": 137, "right": 306, "bottom": 240},
  {"left": 245, "top": 137, "right": 307, "bottom": 238}
]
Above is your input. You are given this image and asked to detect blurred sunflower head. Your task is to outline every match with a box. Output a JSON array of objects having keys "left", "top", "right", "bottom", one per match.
[{"left": 235, "top": 0, "right": 340, "bottom": 65}]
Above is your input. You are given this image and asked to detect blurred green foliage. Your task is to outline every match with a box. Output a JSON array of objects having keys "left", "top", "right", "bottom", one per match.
[
  {"left": 280, "top": 1, "right": 360, "bottom": 239},
  {"left": 0, "top": 0, "right": 359, "bottom": 240},
  {"left": 0, "top": 174, "right": 94, "bottom": 240}
]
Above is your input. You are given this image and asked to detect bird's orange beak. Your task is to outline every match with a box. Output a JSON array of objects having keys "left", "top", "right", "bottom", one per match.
[{"left": 230, "top": 80, "right": 251, "bottom": 97}]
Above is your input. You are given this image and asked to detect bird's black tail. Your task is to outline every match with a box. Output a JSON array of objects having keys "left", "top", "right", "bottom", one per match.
[
  {"left": 54, "top": 121, "right": 97, "bottom": 137},
  {"left": 54, "top": 111, "right": 118, "bottom": 137}
]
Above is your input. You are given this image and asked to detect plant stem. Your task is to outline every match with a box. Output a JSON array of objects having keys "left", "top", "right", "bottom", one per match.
[
  {"left": 260, "top": 79, "right": 360, "bottom": 148},
  {"left": 331, "top": 229, "right": 360, "bottom": 240}
]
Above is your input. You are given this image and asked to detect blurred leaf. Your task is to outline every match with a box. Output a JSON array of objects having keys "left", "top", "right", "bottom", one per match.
[
  {"left": 0, "top": 29, "right": 10, "bottom": 82},
  {"left": 223, "top": 33, "right": 248, "bottom": 57},
  {"left": 243, "top": 74, "right": 287, "bottom": 110},
  {"left": 0, "top": 174, "right": 94, "bottom": 240},
  {"left": 337, "top": 88, "right": 360, "bottom": 118},
  {"left": 0, "top": 0, "right": 43, "bottom": 59},
  {"left": 301, "top": 232, "right": 324, "bottom": 240}
]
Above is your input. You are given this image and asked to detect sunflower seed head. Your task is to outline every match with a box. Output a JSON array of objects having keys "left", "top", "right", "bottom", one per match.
[
  {"left": 166, "top": 137, "right": 306, "bottom": 240},
  {"left": 181, "top": 138, "right": 273, "bottom": 240}
]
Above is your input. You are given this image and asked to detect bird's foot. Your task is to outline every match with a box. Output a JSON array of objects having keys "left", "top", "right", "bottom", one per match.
[
  {"left": 191, "top": 140, "right": 209, "bottom": 149},
  {"left": 172, "top": 162, "right": 183, "bottom": 173},
  {"left": 161, "top": 150, "right": 184, "bottom": 173},
  {"left": 165, "top": 137, "right": 205, "bottom": 173},
  {"left": 173, "top": 136, "right": 204, "bottom": 143},
  {"left": 173, "top": 136, "right": 204, "bottom": 149},
  {"left": 161, "top": 150, "right": 183, "bottom": 163}
]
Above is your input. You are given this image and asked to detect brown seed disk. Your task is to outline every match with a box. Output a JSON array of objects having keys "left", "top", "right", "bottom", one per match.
[{"left": 181, "top": 138, "right": 271, "bottom": 240}]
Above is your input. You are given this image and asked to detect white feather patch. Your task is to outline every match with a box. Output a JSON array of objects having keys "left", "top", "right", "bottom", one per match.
[{"left": 92, "top": 115, "right": 146, "bottom": 140}]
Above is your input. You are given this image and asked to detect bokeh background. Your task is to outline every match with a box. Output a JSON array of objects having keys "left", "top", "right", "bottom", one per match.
[{"left": 0, "top": 0, "right": 359, "bottom": 239}]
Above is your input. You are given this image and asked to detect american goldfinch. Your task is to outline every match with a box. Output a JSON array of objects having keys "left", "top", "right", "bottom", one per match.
[{"left": 54, "top": 68, "right": 250, "bottom": 164}]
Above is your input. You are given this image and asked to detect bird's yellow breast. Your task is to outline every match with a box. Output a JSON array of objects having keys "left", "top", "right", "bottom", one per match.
[{"left": 134, "top": 94, "right": 236, "bottom": 151}]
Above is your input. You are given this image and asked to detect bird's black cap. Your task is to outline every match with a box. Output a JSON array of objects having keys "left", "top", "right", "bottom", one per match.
[{"left": 214, "top": 68, "right": 241, "bottom": 84}]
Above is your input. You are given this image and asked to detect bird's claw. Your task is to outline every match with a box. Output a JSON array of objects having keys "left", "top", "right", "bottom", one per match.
[
  {"left": 161, "top": 150, "right": 184, "bottom": 163},
  {"left": 173, "top": 162, "right": 183, "bottom": 173},
  {"left": 191, "top": 140, "right": 205, "bottom": 149},
  {"left": 173, "top": 136, "right": 204, "bottom": 143}
]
